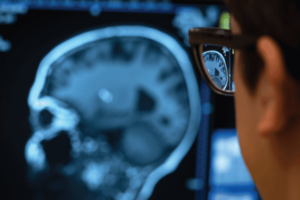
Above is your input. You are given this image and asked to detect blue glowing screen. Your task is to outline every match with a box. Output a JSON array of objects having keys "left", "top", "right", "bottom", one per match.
[
  {"left": 209, "top": 190, "right": 258, "bottom": 200},
  {"left": 209, "top": 129, "right": 258, "bottom": 200},
  {"left": 210, "top": 130, "right": 253, "bottom": 187},
  {"left": 25, "top": 25, "right": 200, "bottom": 200},
  {"left": 0, "top": 1, "right": 229, "bottom": 199}
]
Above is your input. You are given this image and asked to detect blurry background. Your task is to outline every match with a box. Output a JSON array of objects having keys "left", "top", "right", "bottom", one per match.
[{"left": 0, "top": 0, "right": 260, "bottom": 199}]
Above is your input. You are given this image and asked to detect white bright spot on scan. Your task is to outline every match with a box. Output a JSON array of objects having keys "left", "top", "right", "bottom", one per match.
[
  {"left": 81, "top": 162, "right": 108, "bottom": 190},
  {"left": 98, "top": 88, "right": 114, "bottom": 103},
  {"left": 26, "top": 142, "right": 46, "bottom": 170}
]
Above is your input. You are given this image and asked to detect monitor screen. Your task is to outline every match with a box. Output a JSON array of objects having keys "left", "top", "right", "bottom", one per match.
[
  {"left": 0, "top": 1, "right": 231, "bottom": 200},
  {"left": 208, "top": 129, "right": 258, "bottom": 200}
]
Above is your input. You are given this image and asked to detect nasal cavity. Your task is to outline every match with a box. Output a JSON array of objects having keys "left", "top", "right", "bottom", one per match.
[
  {"left": 136, "top": 89, "right": 156, "bottom": 112},
  {"left": 39, "top": 109, "right": 53, "bottom": 127},
  {"left": 41, "top": 131, "right": 72, "bottom": 167}
]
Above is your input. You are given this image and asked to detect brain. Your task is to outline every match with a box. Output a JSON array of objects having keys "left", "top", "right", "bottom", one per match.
[
  {"left": 25, "top": 27, "right": 200, "bottom": 200},
  {"left": 40, "top": 37, "right": 190, "bottom": 165}
]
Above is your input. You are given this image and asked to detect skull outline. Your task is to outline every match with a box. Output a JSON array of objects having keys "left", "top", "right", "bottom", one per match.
[{"left": 25, "top": 25, "right": 201, "bottom": 200}]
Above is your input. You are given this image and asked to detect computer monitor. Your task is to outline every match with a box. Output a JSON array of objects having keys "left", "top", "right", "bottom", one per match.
[
  {"left": 0, "top": 1, "right": 256, "bottom": 200},
  {"left": 207, "top": 129, "right": 259, "bottom": 200}
]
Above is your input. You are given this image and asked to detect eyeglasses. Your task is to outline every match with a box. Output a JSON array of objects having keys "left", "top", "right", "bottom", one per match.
[{"left": 189, "top": 28, "right": 258, "bottom": 96}]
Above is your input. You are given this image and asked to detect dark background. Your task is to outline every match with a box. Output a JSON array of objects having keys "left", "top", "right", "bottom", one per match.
[{"left": 0, "top": 1, "right": 235, "bottom": 199}]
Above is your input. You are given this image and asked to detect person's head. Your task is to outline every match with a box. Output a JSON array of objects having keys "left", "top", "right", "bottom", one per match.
[
  {"left": 26, "top": 26, "right": 200, "bottom": 200},
  {"left": 227, "top": 0, "right": 300, "bottom": 199}
]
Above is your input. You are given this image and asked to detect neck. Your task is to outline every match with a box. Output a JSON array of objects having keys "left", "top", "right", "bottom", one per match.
[
  {"left": 258, "top": 127, "right": 300, "bottom": 200},
  {"left": 286, "top": 162, "right": 300, "bottom": 200}
]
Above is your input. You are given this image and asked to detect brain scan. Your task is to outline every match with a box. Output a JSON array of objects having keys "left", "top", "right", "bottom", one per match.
[{"left": 25, "top": 26, "right": 200, "bottom": 200}]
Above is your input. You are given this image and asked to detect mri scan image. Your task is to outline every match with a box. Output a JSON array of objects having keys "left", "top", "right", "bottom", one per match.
[{"left": 25, "top": 26, "right": 200, "bottom": 200}]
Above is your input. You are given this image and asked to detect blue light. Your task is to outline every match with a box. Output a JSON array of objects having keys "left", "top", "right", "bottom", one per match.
[
  {"left": 81, "top": 162, "right": 109, "bottom": 190},
  {"left": 82, "top": 137, "right": 99, "bottom": 154},
  {"left": 0, "top": 2, "right": 28, "bottom": 14},
  {"left": 25, "top": 138, "right": 46, "bottom": 171},
  {"left": 173, "top": 5, "right": 220, "bottom": 46},
  {"left": 25, "top": 25, "right": 200, "bottom": 200},
  {"left": 185, "top": 178, "right": 204, "bottom": 191},
  {"left": 1, "top": 0, "right": 176, "bottom": 14},
  {"left": 210, "top": 129, "right": 255, "bottom": 191},
  {"left": 89, "top": 3, "right": 101, "bottom": 16},
  {"left": 98, "top": 88, "right": 114, "bottom": 103},
  {"left": 0, "top": 35, "right": 11, "bottom": 51},
  {"left": 209, "top": 189, "right": 258, "bottom": 200}
]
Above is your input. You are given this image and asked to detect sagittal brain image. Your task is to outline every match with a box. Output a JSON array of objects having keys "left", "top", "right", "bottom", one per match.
[{"left": 25, "top": 26, "right": 200, "bottom": 200}]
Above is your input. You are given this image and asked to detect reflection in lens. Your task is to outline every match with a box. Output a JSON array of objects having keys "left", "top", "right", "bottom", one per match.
[{"left": 202, "top": 50, "right": 228, "bottom": 90}]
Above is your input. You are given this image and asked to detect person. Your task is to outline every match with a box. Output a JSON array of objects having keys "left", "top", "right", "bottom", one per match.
[
  {"left": 215, "top": 0, "right": 300, "bottom": 199},
  {"left": 189, "top": 0, "right": 300, "bottom": 199}
]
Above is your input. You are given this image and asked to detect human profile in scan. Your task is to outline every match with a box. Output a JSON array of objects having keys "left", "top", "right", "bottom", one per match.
[{"left": 25, "top": 26, "right": 200, "bottom": 200}]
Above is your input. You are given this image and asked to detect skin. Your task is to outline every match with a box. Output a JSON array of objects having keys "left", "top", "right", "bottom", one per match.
[{"left": 231, "top": 15, "right": 300, "bottom": 200}]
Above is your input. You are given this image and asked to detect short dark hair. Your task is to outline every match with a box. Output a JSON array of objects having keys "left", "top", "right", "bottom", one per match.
[{"left": 226, "top": 0, "right": 300, "bottom": 92}]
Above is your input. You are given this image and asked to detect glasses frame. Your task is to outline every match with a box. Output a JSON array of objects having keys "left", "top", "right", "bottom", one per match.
[{"left": 189, "top": 28, "right": 258, "bottom": 96}]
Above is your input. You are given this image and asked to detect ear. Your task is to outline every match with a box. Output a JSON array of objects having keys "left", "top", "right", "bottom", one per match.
[{"left": 256, "top": 36, "right": 290, "bottom": 137}]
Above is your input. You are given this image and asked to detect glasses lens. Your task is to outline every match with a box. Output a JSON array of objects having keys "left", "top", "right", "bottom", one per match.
[{"left": 200, "top": 44, "right": 235, "bottom": 92}]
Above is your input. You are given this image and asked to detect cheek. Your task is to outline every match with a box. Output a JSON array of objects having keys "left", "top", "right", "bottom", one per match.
[{"left": 234, "top": 51, "right": 256, "bottom": 165}]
